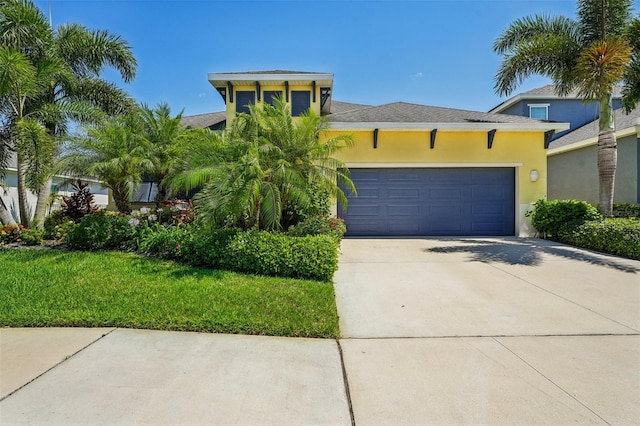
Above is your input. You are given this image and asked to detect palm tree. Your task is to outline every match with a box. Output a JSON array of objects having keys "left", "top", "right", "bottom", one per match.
[
  {"left": 0, "top": 45, "right": 61, "bottom": 225},
  {"left": 171, "top": 97, "right": 355, "bottom": 230},
  {"left": 64, "top": 114, "right": 152, "bottom": 214},
  {"left": 138, "top": 102, "right": 185, "bottom": 208},
  {"left": 493, "top": 0, "right": 640, "bottom": 216},
  {"left": 0, "top": 0, "right": 136, "bottom": 228}
]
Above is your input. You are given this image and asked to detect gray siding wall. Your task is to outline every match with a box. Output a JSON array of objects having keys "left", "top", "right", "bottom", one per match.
[
  {"left": 502, "top": 98, "right": 622, "bottom": 140},
  {"left": 548, "top": 135, "right": 639, "bottom": 203}
]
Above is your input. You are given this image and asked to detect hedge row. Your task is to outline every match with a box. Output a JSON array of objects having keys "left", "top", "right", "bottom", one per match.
[
  {"left": 558, "top": 218, "right": 640, "bottom": 260},
  {"left": 136, "top": 225, "right": 339, "bottom": 282}
]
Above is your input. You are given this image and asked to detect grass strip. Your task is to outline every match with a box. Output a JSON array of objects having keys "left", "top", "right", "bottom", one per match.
[{"left": 0, "top": 249, "right": 339, "bottom": 338}]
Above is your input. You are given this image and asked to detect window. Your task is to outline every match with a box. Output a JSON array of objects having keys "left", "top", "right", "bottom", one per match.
[
  {"left": 291, "top": 91, "right": 311, "bottom": 116},
  {"left": 528, "top": 104, "right": 549, "bottom": 120},
  {"left": 263, "top": 90, "right": 283, "bottom": 107},
  {"left": 235, "top": 91, "right": 255, "bottom": 114}
]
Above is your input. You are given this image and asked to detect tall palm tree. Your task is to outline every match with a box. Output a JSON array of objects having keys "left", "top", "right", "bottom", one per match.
[
  {"left": 0, "top": 0, "right": 136, "bottom": 228},
  {"left": 493, "top": 0, "right": 640, "bottom": 216}
]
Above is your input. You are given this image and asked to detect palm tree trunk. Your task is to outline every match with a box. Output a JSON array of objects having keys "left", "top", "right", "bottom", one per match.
[
  {"left": 0, "top": 197, "right": 16, "bottom": 226},
  {"left": 32, "top": 176, "right": 53, "bottom": 230},
  {"left": 16, "top": 152, "right": 31, "bottom": 227},
  {"left": 597, "top": 94, "right": 616, "bottom": 217}
]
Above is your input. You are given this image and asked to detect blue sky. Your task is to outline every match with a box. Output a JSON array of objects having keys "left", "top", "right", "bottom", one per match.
[{"left": 35, "top": 0, "right": 587, "bottom": 116}]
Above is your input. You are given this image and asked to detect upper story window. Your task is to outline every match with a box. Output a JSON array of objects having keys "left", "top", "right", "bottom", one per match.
[
  {"left": 528, "top": 104, "right": 549, "bottom": 120},
  {"left": 291, "top": 91, "right": 311, "bottom": 116},
  {"left": 264, "top": 90, "right": 283, "bottom": 107},
  {"left": 235, "top": 91, "right": 255, "bottom": 114}
]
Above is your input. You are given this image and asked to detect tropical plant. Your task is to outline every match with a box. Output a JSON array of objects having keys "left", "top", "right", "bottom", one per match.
[
  {"left": 493, "top": 0, "right": 640, "bottom": 216},
  {"left": 0, "top": 0, "right": 136, "bottom": 228},
  {"left": 171, "top": 98, "right": 355, "bottom": 231},
  {"left": 138, "top": 102, "right": 185, "bottom": 208},
  {"left": 63, "top": 114, "right": 151, "bottom": 214}
]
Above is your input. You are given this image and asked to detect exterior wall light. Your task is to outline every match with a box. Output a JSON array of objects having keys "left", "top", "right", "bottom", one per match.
[{"left": 529, "top": 169, "right": 539, "bottom": 182}]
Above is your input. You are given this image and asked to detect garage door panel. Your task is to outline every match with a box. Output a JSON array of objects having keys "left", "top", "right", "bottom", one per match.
[
  {"left": 387, "top": 204, "right": 421, "bottom": 216},
  {"left": 339, "top": 168, "right": 515, "bottom": 236}
]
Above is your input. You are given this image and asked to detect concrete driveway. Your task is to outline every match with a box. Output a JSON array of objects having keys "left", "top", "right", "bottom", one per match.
[
  {"left": 336, "top": 237, "right": 640, "bottom": 424},
  {"left": 1, "top": 238, "right": 639, "bottom": 425}
]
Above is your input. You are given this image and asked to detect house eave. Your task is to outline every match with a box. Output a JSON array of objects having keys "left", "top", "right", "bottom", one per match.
[
  {"left": 208, "top": 73, "right": 334, "bottom": 87},
  {"left": 328, "top": 121, "right": 570, "bottom": 132},
  {"left": 547, "top": 123, "right": 640, "bottom": 156}
]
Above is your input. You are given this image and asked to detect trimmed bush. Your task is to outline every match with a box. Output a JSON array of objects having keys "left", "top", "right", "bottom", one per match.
[
  {"left": 43, "top": 210, "right": 68, "bottom": 239},
  {"left": 20, "top": 229, "right": 43, "bottom": 246},
  {"left": 527, "top": 199, "right": 601, "bottom": 237},
  {"left": 67, "top": 211, "right": 136, "bottom": 250},
  {"left": 287, "top": 215, "right": 346, "bottom": 243},
  {"left": 223, "top": 229, "right": 338, "bottom": 282},
  {"left": 558, "top": 218, "right": 640, "bottom": 260},
  {"left": 137, "top": 225, "right": 338, "bottom": 282},
  {"left": 613, "top": 203, "right": 640, "bottom": 218}
]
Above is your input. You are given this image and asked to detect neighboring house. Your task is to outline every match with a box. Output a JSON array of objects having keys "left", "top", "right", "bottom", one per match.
[
  {"left": 0, "top": 153, "right": 109, "bottom": 223},
  {"left": 491, "top": 84, "right": 638, "bottom": 205},
  {"left": 547, "top": 106, "right": 640, "bottom": 204},
  {"left": 489, "top": 85, "right": 622, "bottom": 140},
  {"left": 199, "top": 70, "right": 567, "bottom": 237}
]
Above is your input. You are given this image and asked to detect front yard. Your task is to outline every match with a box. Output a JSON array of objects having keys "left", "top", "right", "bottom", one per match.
[{"left": 0, "top": 249, "right": 339, "bottom": 338}]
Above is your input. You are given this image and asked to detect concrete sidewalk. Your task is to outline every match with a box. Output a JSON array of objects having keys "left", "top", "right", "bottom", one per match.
[{"left": 1, "top": 238, "right": 639, "bottom": 425}]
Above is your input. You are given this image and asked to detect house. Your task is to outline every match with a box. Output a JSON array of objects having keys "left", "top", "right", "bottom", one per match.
[
  {"left": 0, "top": 153, "right": 109, "bottom": 222},
  {"left": 492, "top": 84, "right": 638, "bottom": 205},
  {"left": 200, "top": 70, "right": 567, "bottom": 237},
  {"left": 489, "top": 85, "right": 622, "bottom": 140},
  {"left": 547, "top": 106, "right": 640, "bottom": 204}
]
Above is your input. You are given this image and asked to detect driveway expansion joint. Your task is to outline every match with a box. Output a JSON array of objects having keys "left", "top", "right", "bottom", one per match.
[
  {"left": 335, "top": 339, "right": 356, "bottom": 426},
  {"left": 0, "top": 328, "right": 116, "bottom": 402},
  {"left": 492, "top": 336, "right": 613, "bottom": 425}
]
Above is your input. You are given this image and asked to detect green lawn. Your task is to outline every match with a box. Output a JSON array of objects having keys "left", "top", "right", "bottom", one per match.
[{"left": 0, "top": 249, "right": 339, "bottom": 338}]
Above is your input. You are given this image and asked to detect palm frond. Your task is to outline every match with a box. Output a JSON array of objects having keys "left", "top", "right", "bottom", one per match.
[
  {"left": 578, "top": 0, "right": 632, "bottom": 43},
  {"left": 576, "top": 37, "right": 632, "bottom": 100}
]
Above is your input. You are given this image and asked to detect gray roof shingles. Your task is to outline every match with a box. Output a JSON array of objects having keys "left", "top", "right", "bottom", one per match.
[
  {"left": 549, "top": 105, "right": 640, "bottom": 149},
  {"left": 327, "top": 101, "right": 546, "bottom": 124},
  {"left": 180, "top": 111, "right": 227, "bottom": 129}
]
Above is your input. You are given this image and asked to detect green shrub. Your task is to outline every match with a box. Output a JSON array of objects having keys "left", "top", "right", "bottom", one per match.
[
  {"left": 1, "top": 225, "right": 23, "bottom": 244},
  {"left": 527, "top": 199, "right": 601, "bottom": 237},
  {"left": 223, "top": 229, "right": 339, "bottom": 282},
  {"left": 137, "top": 225, "right": 338, "bottom": 281},
  {"left": 43, "top": 210, "right": 68, "bottom": 239},
  {"left": 20, "top": 229, "right": 43, "bottom": 246},
  {"left": 67, "top": 211, "right": 135, "bottom": 250},
  {"left": 612, "top": 203, "right": 640, "bottom": 218},
  {"left": 287, "top": 215, "right": 346, "bottom": 243},
  {"left": 53, "top": 220, "right": 76, "bottom": 241},
  {"left": 558, "top": 218, "right": 640, "bottom": 260}
]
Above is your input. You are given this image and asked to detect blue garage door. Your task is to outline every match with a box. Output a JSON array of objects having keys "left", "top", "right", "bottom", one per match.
[{"left": 339, "top": 168, "right": 515, "bottom": 236}]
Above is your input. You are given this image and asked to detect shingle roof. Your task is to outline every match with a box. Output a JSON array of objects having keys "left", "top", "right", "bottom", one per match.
[
  {"left": 180, "top": 111, "right": 226, "bottom": 129},
  {"left": 519, "top": 84, "right": 623, "bottom": 98},
  {"left": 327, "top": 101, "right": 549, "bottom": 124},
  {"left": 548, "top": 105, "right": 640, "bottom": 149},
  {"left": 490, "top": 84, "right": 623, "bottom": 113},
  {"left": 327, "top": 101, "right": 371, "bottom": 115}
]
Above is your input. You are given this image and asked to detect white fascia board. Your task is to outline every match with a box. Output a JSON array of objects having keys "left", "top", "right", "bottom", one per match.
[
  {"left": 547, "top": 125, "right": 639, "bottom": 156},
  {"left": 328, "top": 121, "right": 570, "bottom": 132},
  {"left": 208, "top": 73, "right": 334, "bottom": 85}
]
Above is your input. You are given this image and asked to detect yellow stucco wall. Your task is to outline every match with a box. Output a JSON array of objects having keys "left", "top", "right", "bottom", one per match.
[
  {"left": 323, "top": 129, "right": 548, "bottom": 236},
  {"left": 225, "top": 83, "right": 322, "bottom": 124}
]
